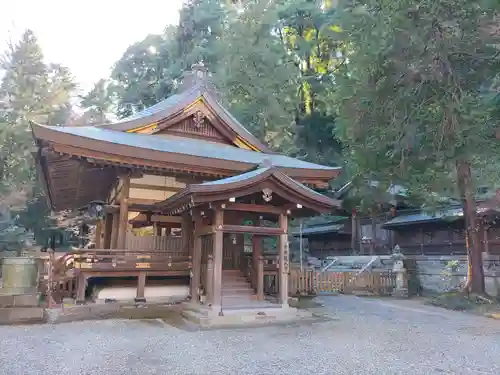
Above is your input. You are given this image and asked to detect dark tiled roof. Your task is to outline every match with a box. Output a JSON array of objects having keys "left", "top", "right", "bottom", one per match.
[
  {"left": 292, "top": 224, "right": 344, "bottom": 237},
  {"left": 382, "top": 208, "right": 463, "bottom": 228},
  {"left": 38, "top": 125, "right": 340, "bottom": 171}
]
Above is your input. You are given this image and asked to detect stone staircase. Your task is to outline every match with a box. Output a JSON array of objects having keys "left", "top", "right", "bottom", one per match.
[{"left": 221, "top": 269, "right": 272, "bottom": 309}]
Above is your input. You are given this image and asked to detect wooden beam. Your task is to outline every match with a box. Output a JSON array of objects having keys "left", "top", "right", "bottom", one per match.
[
  {"left": 221, "top": 225, "right": 284, "bottom": 236},
  {"left": 150, "top": 214, "right": 182, "bottom": 223},
  {"left": 198, "top": 225, "right": 215, "bottom": 236},
  {"left": 130, "top": 183, "right": 184, "bottom": 192},
  {"left": 128, "top": 198, "right": 160, "bottom": 206},
  {"left": 221, "top": 203, "right": 285, "bottom": 215}
]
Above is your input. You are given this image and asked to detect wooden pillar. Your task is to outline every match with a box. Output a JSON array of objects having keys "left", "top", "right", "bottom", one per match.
[
  {"left": 110, "top": 213, "right": 119, "bottom": 249},
  {"left": 76, "top": 273, "right": 86, "bottom": 304},
  {"left": 190, "top": 213, "right": 202, "bottom": 301},
  {"left": 278, "top": 213, "right": 289, "bottom": 307},
  {"left": 117, "top": 175, "right": 130, "bottom": 249},
  {"left": 257, "top": 256, "right": 264, "bottom": 300},
  {"left": 103, "top": 213, "right": 113, "bottom": 249},
  {"left": 252, "top": 230, "right": 263, "bottom": 299},
  {"left": 136, "top": 272, "right": 146, "bottom": 303},
  {"left": 95, "top": 219, "right": 103, "bottom": 249},
  {"left": 153, "top": 222, "right": 162, "bottom": 236},
  {"left": 206, "top": 254, "right": 214, "bottom": 304},
  {"left": 212, "top": 209, "right": 224, "bottom": 313},
  {"left": 483, "top": 221, "right": 490, "bottom": 254}
]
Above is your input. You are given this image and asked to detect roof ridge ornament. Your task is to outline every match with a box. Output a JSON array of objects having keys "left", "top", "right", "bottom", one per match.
[{"left": 179, "top": 62, "right": 213, "bottom": 93}]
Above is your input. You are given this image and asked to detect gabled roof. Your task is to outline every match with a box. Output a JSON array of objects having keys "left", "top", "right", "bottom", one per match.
[
  {"left": 94, "top": 79, "right": 270, "bottom": 152},
  {"left": 154, "top": 167, "right": 341, "bottom": 216}
]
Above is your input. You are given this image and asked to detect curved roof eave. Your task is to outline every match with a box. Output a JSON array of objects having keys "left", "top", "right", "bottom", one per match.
[
  {"left": 155, "top": 167, "right": 341, "bottom": 214},
  {"left": 30, "top": 122, "right": 341, "bottom": 180}
]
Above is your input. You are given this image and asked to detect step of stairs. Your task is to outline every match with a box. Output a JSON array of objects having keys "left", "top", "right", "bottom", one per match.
[{"left": 221, "top": 270, "right": 257, "bottom": 304}]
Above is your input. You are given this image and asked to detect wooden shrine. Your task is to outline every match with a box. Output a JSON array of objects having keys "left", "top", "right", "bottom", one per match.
[{"left": 31, "top": 64, "right": 341, "bottom": 310}]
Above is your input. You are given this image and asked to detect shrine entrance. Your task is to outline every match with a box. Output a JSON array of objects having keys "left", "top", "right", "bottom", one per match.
[
  {"left": 153, "top": 166, "right": 341, "bottom": 312},
  {"left": 222, "top": 233, "right": 241, "bottom": 270}
]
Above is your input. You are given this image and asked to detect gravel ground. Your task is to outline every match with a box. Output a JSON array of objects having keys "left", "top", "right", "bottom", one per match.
[{"left": 1, "top": 295, "right": 500, "bottom": 375}]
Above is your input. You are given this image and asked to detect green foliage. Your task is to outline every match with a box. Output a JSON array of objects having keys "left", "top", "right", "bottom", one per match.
[
  {"left": 0, "top": 29, "right": 76, "bottom": 244},
  {"left": 78, "top": 79, "right": 113, "bottom": 125},
  {"left": 108, "top": 33, "right": 179, "bottom": 119},
  {"left": 334, "top": 0, "right": 500, "bottom": 199},
  {"left": 99, "top": 0, "right": 345, "bottom": 166}
]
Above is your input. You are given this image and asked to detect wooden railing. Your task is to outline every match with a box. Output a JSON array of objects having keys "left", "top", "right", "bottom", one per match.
[
  {"left": 125, "top": 234, "right": 184, "bottom": 255},
  {"left": 287, "top": 269, "right": 396, "bottom": 297},
  {"left": 72, "top": 249, "right": 192, "bottom": 274},
  {"left": 38, "top": 252, "right": 77, "bottom": 306}
]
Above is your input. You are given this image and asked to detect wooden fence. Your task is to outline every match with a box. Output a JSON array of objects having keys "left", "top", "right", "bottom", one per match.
[{"left": 287, "top": 269, "right": 396, "bottom": 296}]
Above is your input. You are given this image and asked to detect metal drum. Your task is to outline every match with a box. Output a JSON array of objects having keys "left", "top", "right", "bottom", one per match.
[{"left": 0, "top": 257, "right": 39, "bottom": 295}]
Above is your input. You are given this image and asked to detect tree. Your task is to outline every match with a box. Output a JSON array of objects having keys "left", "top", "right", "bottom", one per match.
[
  {"left": 77, "top": 79, "right": 113, "bottom": 125},
  {"left": 0, "top": 30, "right": 76, "bottom": 246},
  {"left": 215, "top": 0, "right": 300, "bottom": 152},
  {"left": 334, "top": 0, "right": 500, "bottom": 294},
  {"left": 216, "top": 0, "right": 345, "bottom": 160},
  {"left": 176, "top": 0, "right": 226, "bottom": 71},
  {"left": 109, "top": 32, "right": 178, "bottom": 119}
]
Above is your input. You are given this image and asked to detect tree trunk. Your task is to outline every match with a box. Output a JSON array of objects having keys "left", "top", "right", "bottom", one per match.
[
  {"left": 456, "top": 160, "right": 485, "bottom": 294},
  {"left": 370, "top": 208, "right": 377, "bottom": 255}
]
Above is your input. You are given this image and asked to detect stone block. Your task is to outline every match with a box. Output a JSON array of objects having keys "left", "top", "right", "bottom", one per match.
[
  {"left": 0, "top": 307, "right": 45, "bottom": 325},
  {"left": 13, "top": 294, "right": 39, "bottom": 307},
  {"left": 0, "top": 294, "right": 15, "bottom": 307}
]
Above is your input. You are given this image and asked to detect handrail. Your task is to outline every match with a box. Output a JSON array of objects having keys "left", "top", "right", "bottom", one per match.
[
  {"left": 356, "top": 256, "right": 380, "bottom": 276},
  {"left": 321, "top": 258, "right": 339, "bottom": 272},
  {"left": 71, "top": 249, "right": 192, "bottom": 272}
]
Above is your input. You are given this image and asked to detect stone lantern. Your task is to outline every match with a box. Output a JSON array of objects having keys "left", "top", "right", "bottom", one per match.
[{"left": 391, "top": 245, "right": 408, "bottom": 298}]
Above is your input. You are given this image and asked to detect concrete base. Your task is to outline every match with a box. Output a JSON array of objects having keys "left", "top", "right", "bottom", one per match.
[
  {"left": 392, "top": 288, "right": 409, "bottom": 298},
  {"left": 97, "top": 285, "right": 189, "bottom": 303},
  {"left": 45, "top": 302, "right": 184, "bottom": 324},
  {"left": 182, "top": 303, "right": 314, "bottom": 328}
]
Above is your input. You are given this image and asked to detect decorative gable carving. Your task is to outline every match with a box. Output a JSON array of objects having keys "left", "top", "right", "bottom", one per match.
[{"left": 154, "top": 115, "right": 231, "bottom": 144}]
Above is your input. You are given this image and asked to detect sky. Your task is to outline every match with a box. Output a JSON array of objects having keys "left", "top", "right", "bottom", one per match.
[{"left": 0, "top": 0, "right": 184, "bottom": 94}]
